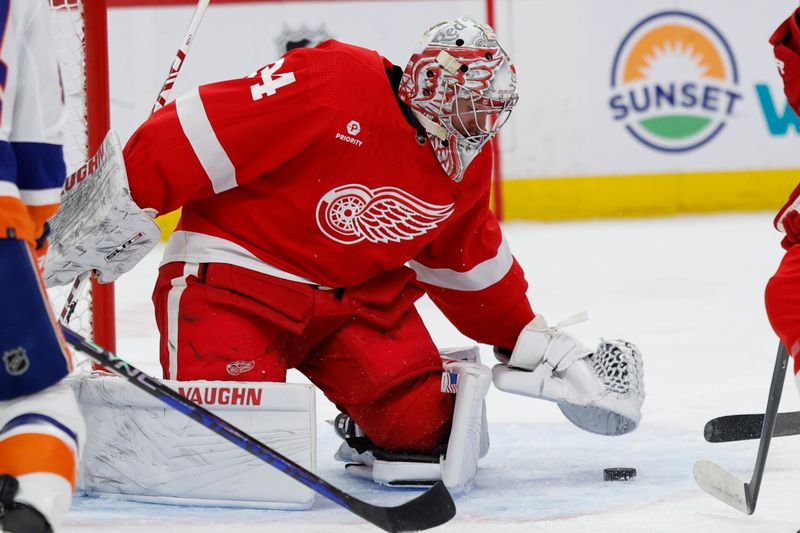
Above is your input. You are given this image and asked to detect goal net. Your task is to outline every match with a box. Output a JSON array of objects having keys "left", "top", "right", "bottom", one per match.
[{"left": 48, "top": 0, "right": 116, "bottom": 352}]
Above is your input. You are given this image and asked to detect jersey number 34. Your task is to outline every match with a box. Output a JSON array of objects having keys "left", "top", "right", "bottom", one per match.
[{"left": 249, "top": 58, "right": 296, "bottom": 101}]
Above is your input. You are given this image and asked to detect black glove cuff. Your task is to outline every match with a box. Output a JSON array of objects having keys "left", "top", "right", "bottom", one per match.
[
  {"left": 0, "top": 474, "right": 19, "bottom": 506},
  {"left": 35, "top": 222, "right": 51, "bottom": 250}
]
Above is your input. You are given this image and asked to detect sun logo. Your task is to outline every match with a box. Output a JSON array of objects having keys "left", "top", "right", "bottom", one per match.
[{"left": 609, "top": 11, "right": 742, "bottom": 152}]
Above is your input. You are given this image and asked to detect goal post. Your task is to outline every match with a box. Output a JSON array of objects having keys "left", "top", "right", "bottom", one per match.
[{"left": 84, "top": 0, "right": 116, "bottom": 353}]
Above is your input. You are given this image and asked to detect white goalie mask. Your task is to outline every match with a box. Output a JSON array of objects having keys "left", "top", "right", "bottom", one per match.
[{"left": 399, "top": 17, "right": 518, "bottom": 182}]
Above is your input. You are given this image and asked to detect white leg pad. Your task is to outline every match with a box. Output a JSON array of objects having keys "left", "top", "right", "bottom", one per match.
[
  {"left": 67, "top": 373, "right": 316, "bottom": 509},
  {"left": 334, "top": 347, "right": 491, "bottom": 491},
  {"left": 440, "top": 358, "right": 492, "bottom": 489}
]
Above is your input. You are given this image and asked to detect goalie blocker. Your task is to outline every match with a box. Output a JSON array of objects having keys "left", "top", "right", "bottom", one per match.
[{"left": 43, "top": 131, "right": 161, "bottom": 288}]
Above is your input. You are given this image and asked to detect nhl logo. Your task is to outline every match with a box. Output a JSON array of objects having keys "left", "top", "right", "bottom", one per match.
[
  {"left": 275, "top": 25, "right": 332, "bottom": 55},
  {"left": 3, "top": 347, "right": 30, "bottom": 376}
]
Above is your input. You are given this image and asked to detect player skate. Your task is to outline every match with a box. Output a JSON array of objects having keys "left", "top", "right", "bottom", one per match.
[
  {"left": 0, "top": 475, "right": 50, "bottom": 533},
  {"left": 493, "top": 313, "right": 644, "bottom": 436}
]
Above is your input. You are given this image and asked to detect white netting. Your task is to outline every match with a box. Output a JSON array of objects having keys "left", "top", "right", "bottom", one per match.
[
  {"left": 47, "top": 0, "right": 93, "bottom": 340},
  {"left": 49, "top": 0, "right": 88, "bottom": 174},
  {"left": 589, "top": 339, "right": 645, "bottom": 399}
]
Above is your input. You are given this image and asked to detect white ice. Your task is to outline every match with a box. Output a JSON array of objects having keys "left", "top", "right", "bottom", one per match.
[{"left": 61, "top": 212, "right": 800, "bottom": 532}]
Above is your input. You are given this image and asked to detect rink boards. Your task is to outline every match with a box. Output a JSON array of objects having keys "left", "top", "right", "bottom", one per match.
[{"left": 103, "top": 0, "right": 800, "bottom": 223}]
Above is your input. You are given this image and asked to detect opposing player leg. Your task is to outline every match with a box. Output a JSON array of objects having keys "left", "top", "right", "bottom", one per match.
[
  {"left": 765, "top": 246, "right": 800, "bottom": 377},
  {"left": 0, "top": 238, "right": 86, "bottom": 532},
  {"left": 300, "top": 310, "right": 491, "bottom": 490}
]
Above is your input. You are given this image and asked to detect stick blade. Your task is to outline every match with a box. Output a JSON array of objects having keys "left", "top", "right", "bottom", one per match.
[
  {"left": 693, "top": 460, "right": 752, "bottom": 514},
  {"left": 705, "top": 411, "right": 800, "bottom": 442},
  {"left": 355, "top": 481, "right": 456, "bottom": 532},
  {"left": 704, "top": 414, "right": 764, "bottom": 443}
]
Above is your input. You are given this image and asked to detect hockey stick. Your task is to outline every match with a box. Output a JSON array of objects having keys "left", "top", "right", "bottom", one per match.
[
  {"left": 704, "top": 411, "right": 800, "bottom": 443},
  {"left": 693, "top": 343, "right": 789, "bottom": 514},
  {"left": 59, "top": 0, "right": 210, "bottom": 326},
  {"left": 60, "top": 325, "right": 456, "bottom": 532},
  {"left": 59, "top": 271, "right": 90, "bottom": 325},
  {"left": 152, "top": 0, "right": 211, "bottom": 114}
]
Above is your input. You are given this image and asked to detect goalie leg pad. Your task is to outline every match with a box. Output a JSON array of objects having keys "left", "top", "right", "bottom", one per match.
[
  {"left": 335, "top": 350, "right": 491, "bottom": 491},
  {"left": 69, "top": 374, "right": 316, "bottom": 509},
  {"left": 493, "top": 315, "right": 644, "bottom": 436},
  {"left": 440, "top": 358, "right": 491, "bottom": 489}
]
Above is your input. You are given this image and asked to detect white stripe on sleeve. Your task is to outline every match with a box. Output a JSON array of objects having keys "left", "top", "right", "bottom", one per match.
[
  {"left": 20, "top": 187, "right": 62, "bottom": 205},
  {"left": 0, "top": 181, "right": 21, "bottom": 198},
  {"left": 175, "top": 88, "right": 238, "bottom": 194},
  {"left": 409, "top": 234, "right": 514, "bottom": 292}
]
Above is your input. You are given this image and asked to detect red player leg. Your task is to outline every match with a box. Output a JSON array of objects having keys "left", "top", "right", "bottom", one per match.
[
  {"left": 300, "top": 308, "right": 454, "bottom": 452},
  {"left": 765, "top": 246, "right": 800, "bottom": 373},
  {"left": 152, "top": 262, "right": 301, "bottom": 382}
]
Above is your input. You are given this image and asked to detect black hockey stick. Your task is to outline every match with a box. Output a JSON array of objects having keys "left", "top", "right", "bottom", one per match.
[
  {"left": 61, "top": 325, "right": 456, "bottom": 532},
  {"left": 704, "top": 411, "right": 800, "bottom": 443},
  {"left": 693, "top": 343, "right": 789, "bottom": 514}
]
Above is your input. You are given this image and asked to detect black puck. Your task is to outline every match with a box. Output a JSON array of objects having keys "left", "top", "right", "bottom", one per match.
[{"left": 603, "top": 467, "right": 636, "bottom": 481}]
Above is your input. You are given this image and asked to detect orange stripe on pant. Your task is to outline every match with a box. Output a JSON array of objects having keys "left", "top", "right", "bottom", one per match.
[
  {"left": 0, "top": 196, "right": 35, "bottom": 243},
  {"left": 0, "top": 433, "right": 77, "bottom": 489}
]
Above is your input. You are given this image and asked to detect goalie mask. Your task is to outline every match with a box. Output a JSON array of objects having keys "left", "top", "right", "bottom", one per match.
[{"left": 399, "top": 17, "right": 518, "bottom": 182}]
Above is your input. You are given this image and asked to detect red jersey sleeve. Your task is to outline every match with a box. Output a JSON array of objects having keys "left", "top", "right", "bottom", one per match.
[
  {"left": 124, "top": 50, "right": 332, "bottom": 214},
  {"left": 410, "top": 189, "right": 534, "bottom": 350}
]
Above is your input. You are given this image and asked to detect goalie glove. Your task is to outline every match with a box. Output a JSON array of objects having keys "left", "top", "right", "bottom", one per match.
[
  {"left": 493, "top": 313, "right": 644, "bottom": 436},
  {"left": 43, "top": 131, "right": 161, "bottom": 287}
]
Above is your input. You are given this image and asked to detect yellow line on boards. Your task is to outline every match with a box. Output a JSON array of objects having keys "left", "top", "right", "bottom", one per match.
[
  {"left": 152, "top": 170, "right": 800, "bottom": 241},
  {"left": 501, "top": 170, "right": 800, "bottom": 221}
]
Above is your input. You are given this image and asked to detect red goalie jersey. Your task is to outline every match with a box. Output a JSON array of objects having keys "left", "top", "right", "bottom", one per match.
[{"left": 124, "top": 40, "right": 533, "bottom": 350}]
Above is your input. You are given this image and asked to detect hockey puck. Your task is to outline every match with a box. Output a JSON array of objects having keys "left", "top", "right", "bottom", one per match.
[{"left": 603, "top": 467, "right": 636, "bottom": 481}]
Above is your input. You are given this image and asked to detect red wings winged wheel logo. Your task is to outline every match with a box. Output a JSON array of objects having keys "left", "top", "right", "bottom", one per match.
[{"left": 316, "top": 184, "right": 455, "bottom": 244}]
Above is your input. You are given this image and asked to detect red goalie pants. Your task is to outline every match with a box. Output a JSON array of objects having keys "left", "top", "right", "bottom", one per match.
[
  {"left": 153, "top": 261, "right": 454, "bottom": 452},
  {"left": 766, "top": 245, "right": 800, "bottom": 374}
]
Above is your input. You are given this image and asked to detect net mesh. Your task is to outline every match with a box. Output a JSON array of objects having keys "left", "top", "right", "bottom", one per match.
[
  {"left": 47, "top": 0, "right": 94, "bottom": 340},
  {"left": 589, "top": 339, "right": 645, "bottom": 399}
]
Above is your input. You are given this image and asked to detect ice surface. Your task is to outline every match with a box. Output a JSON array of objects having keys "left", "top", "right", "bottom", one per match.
[{"left": 62, "top": 213, "right": 800, "bottom": 532}]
